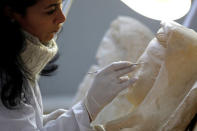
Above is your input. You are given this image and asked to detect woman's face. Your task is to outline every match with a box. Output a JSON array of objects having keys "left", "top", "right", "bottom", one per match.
[{"left": 15, "top": 0, "right": 66, "bottom": 43}]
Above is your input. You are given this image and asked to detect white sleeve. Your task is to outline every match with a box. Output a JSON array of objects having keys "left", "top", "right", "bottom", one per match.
[
  {"left": 0, "top": 101, "right": 94, "bottom": 131},
  {"left": 42, "top": 101, "right": 94, "bottom": 131}
]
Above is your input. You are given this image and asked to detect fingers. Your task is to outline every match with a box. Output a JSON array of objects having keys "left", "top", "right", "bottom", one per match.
[
  {"left": 118, "top": 76, "right": 129, "bottom": 83},
  {"left": 107, "top": 61, "right": 133, "bottom": 71},
  {"left": 115, "top": 64, "right": 137, "bottom": 77},
  {"left": 98, "top": 61, "right": 140, "bottom": 76}
]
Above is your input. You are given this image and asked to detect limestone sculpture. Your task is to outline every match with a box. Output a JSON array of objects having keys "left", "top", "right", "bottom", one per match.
[
  {"left": 73, "top": 16, "right": 154, "bottom": 125},
  {"left": 74, "top": 16, "right": 197, "bottom": 130},
  {"left": 103, "top": 21, "right": 197, "bottom": 131}
]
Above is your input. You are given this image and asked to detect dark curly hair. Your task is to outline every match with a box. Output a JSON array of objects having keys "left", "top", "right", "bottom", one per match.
[{"left": 0, "top": 0, "right": 59, "bottom": 109}]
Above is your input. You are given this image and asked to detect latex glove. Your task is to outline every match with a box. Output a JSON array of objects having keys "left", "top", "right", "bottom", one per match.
[
  {"left": 84, "top": 61, "right": 138, "bottom": 120},
  {"left": 43, "top": 109, "right": 68, "bottom": 125}
]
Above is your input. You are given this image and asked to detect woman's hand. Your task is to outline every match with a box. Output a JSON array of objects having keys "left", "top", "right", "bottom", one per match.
[
  {"left": 43, "top": 109, "right": 67, "bottom": 125},
  {"left": 84, "top": 61, "right": 138, "bottom": 121}
]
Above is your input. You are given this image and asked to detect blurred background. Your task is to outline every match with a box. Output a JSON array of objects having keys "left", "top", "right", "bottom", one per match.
[{"left": 39, "top": 0, "right": 197, "bottom": 112}]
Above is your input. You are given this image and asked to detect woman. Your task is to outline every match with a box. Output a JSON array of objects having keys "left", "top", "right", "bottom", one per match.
[{"left": 0, "top": 0, "right": 137, "bottom": 130}]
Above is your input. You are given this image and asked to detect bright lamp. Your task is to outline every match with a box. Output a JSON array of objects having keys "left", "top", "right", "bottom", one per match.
[{"left": 121, "top": 0, "right": 192, "bottom": 21}]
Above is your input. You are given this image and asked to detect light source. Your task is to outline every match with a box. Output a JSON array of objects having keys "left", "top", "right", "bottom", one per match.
[
  {"left": 121, "top": 0, "right": 192, "bottom": 21},
  {"left": 62, "top": 0, "right": 74, "bottom": 18}
]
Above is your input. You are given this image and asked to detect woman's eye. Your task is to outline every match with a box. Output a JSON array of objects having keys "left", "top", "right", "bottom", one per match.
[
  {"left": 46, "top": 6, "right": 57, "bottom": 15},
  {"left": 46, "top": 9, "right": 56, "bottom": 15}
]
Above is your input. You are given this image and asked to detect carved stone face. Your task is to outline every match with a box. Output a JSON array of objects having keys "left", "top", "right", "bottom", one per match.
[{"left": 96, "top": 17, "right": 153, "bottom": 69}]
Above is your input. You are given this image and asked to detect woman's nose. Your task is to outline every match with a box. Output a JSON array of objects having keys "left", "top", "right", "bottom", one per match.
[{"left": 55, "top": 9, "right": 66, "bottom": 24}]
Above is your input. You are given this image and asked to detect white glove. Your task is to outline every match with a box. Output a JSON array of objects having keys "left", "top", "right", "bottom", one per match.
[
  {"left": 43, "top": 109, "right": 67, "bottom": 125},
  {"left": 84, "top": 61, "right": 138, "bottom": 120}
]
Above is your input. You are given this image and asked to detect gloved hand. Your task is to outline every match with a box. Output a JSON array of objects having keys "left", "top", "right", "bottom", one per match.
[
  {"left": 43, "top": 109, "right": 67, "bottom": 125},
  {"left": 84, "top": 61, "right": 138, "bottom": 121}
]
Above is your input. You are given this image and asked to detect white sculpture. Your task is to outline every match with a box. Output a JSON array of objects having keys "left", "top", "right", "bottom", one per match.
[
  {"left": 73, "top": 16, "right": 154, "bottom": 125},
  {"left": 74, "top": 13, "right": 197, "bottom": 130},
  {"left": 104, "top": 21, "right": 197, "bottom": 131}
]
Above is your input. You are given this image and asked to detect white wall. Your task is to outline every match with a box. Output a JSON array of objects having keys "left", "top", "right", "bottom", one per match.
[{"left": 39, "top": 0, "right": 188, "bottom": 111}]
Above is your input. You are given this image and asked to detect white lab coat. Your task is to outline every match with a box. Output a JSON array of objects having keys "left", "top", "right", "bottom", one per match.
[
  {"left": 0, "top": 31, "right": 94, "bottom": 131},
  {"left": 0, "top": 80, "right": 94, "bottom": 131}
]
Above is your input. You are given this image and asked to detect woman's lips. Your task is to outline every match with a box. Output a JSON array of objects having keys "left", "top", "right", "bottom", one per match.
[{"left": 53, "top": 28, "right": 61, "bottom": 33}]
